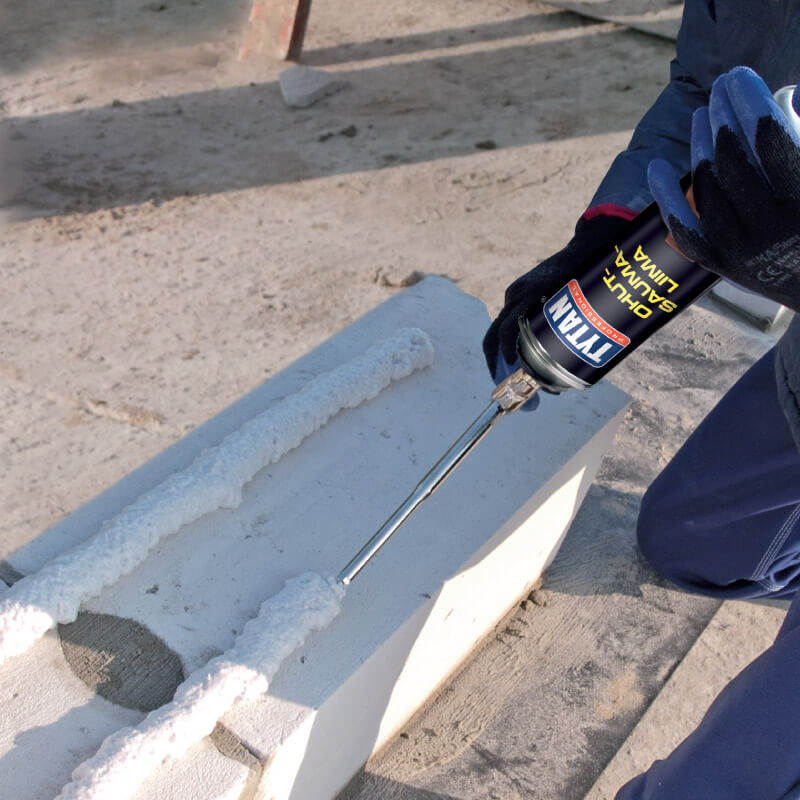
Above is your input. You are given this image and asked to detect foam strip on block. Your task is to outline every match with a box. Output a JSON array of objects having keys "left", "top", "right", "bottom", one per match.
[
  {"left": 56, "top": 572, "right": 345, "bottom": 800},
  {"left": 0, "top": 329, "right": 434, "bottom": 666}
]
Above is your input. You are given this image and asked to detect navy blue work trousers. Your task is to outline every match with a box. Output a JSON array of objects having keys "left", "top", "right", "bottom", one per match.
[{"left": 616, "top": 349, "right": 800, "bottom": 800}]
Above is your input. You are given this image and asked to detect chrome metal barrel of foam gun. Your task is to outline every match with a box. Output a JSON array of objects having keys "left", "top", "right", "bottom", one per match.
[{"left": 335, "top": 368, "right": 540, "bottom": 586}]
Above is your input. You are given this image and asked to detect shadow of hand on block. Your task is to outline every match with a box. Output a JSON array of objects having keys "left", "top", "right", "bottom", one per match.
[{"left": 58, "top": 611, "right": 186, "bottom": 712}]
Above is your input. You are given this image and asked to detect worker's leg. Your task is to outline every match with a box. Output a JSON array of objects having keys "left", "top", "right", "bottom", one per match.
[
  {"left": 615, "top": 592, "right": 800, "bottom": 800},
  {"left": 619, "top": 351, "right": 800, "bottom": 798},
  {"left": 636, "top": 348, "right": 800, "bottom": 599}
]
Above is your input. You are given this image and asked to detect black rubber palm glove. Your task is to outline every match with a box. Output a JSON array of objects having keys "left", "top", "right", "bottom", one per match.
[
  {"left": 483, "top": 212, "right": 634, "bottom": 380},
  {"left": 648, "top": 67, "right": 800, "bottom": 312}
]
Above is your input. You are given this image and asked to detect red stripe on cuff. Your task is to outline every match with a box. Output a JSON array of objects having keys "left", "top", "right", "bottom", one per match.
[{"left": 582, "top": 203, "right": 637, "bottom": 222}]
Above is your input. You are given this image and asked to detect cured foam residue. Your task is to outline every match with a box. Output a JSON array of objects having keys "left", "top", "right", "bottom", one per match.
[
  {"left": 56, "top": 572, "right": 346, "bottom": 800},
  {"left": 0, "top": 329, "right": 434, "bottom": 665}
]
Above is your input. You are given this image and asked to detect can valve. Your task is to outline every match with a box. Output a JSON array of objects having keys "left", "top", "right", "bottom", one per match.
[{"left": 490, "top": 368, "right": 540, "bottom": 412}]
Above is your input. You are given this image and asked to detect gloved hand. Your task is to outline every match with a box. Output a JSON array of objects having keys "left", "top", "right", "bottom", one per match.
[
  {"left": 482, "top": 212, "right": 635, "bottom": 387},
  {"left": 648, "top": 66, "right": 800, "bottom": 312}
]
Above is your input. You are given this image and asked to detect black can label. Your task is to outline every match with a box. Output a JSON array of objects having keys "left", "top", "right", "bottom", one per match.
[{"left": 526, "top": 206, "right": 718, "bottom": 386}]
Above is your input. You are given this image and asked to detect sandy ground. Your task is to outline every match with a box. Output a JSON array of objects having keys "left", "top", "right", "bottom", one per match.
[
  {"left": 0, "top": 1, "right": 790, "bottom": 798},
  {"left": 0, "top": 0, "right": 673, "bottom": 560}
]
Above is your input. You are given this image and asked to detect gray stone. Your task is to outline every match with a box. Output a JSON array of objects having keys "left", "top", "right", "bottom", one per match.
[{"left": 278, "top": 65, "right": 348, "bottom": 109}]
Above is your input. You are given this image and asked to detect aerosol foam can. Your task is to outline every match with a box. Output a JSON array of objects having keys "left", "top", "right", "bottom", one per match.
[{"left": 517, "top": 85, "right": 800, "bottom": 393}]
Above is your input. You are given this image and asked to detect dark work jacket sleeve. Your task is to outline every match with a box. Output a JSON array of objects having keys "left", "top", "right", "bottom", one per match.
[
  {"left": 587, "top": 0, "right": 800, "bottom": 452},
  {"left": 589, "top": 0, "right": 721, "bottom": 213}
]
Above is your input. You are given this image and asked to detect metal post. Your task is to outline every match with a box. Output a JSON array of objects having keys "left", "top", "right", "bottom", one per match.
[{"left": 286, "top": 0, "right": 313, "bottom": 61}]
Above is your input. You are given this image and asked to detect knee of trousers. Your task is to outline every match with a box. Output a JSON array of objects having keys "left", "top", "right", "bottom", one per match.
[{"left": 636, "top": 475, "right": 692, "bottom": 583}]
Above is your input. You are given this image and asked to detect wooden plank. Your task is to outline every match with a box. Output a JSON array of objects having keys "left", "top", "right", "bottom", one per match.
[{"left": 241, "top": 0, "right": 314, "bottom": 61}]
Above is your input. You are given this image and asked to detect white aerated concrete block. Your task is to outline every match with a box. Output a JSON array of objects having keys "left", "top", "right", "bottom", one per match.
[
  {"left": 2, "top": 278, "right": 629, "bottom": 799},
  {"left": 279, "top": 65, "right": 348, "bottom": 108}
]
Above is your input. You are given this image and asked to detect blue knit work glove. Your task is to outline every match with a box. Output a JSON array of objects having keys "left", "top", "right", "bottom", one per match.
[{"left": 648, "top": 67, "right": 800, "bottom": 312}]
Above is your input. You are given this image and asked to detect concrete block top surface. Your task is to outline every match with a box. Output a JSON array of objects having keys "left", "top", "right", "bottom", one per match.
[
  {"left": 65, "top": 277, "right": 626, "bottom": 669},
  {"left": 2, "top": 277, "right": 629, "bottom": 798}
]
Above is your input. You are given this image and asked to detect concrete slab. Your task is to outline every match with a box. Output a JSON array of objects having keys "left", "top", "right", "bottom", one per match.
[
  {"left": 544, "top": 0, "right": 682, "bottom": 41},
  {"left": 3, "top": 278, "right": 628, "bottom": 799}
]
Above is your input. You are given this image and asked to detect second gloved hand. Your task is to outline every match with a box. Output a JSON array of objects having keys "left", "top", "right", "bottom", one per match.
[{"left": 648, "top": 67, "right": 800, "bottom": 312}]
